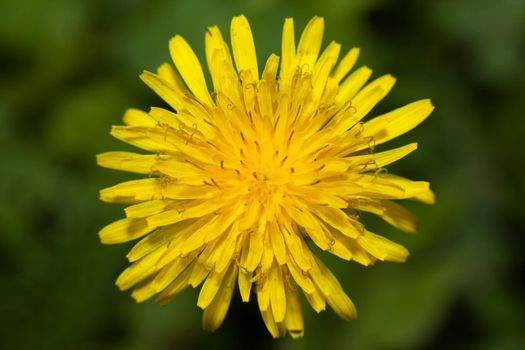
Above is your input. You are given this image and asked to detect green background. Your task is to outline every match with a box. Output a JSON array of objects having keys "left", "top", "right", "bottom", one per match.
[{"left": 1, "top": 0, "right": 524, "bottom": 349}]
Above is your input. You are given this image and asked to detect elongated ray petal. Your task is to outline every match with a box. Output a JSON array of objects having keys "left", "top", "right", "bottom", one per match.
[{"left": 169, "top": 35, "right": 213, "bottom": 105}]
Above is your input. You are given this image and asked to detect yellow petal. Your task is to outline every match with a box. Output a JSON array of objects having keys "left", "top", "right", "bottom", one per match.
[
  {"left": 353, "top": 74, "right": 396, "bottom": 115},
  {"left": 321, "top": 77, "right": 339, "bottom": 107},
  {"left": 333, "top": 75, "right": 396, "bottom": 132},
  {"left": 242, "top": 225, "right": 264, "bottom": 272},
  {"left": 335, "top": 66, "right": 372, "bottom": 106},
  {"left": 156, "top": 62, "right": 187, "bottom": 93},
  {"left": 280, "top": 17, "right": 296, "bottom": 88},
  {"left": 282, "top": 200, "right": 333, "bottom": 250},
  {"left": 259, "top": 307, "right": 280, "bottom": 339},
  {"left": 164, "top": 184, "right": 219, "bottom": 200},
  {"left": 353, "top": 173, "right": 431, "bottom": 200},
  {"left": 131, "top": 276, "right": 157, "bottom": 302},
  {"left": 414, "top": 188, "right": 436, "bottom": 204},
  {"left": 283, "top": 283, "right": 304, "bottom": 338},
  {"left": 310, "top": 205, "right": 362, "bottom": 238},
  {"left": 151, "top": 165, "right": 208, "bottom": 187},
  {"left": 116, "top": 247, "right": 167, "bottom": 290},
  {"left": 112, "top": 123, "right": 207, "bottom": 155},
  {"left": 314, "top": 257, "right": 357, "bottom": 320},
  {"left": 257, "top": 79, "right": 275, "bottom": 122},
  {"left": 126, "top": 220, "right": 195, "bottom": 262},
  {"left": 206, "top": 225, "right": 240, "bottom": 273},
  {"left": 307, "top": 255, "right": 331, "bottom": 297},
  {"left": 259, "top": 230, "right": 274, "bottom": 273},
  {"left": 147, "top": 107, "right": 184, "bottom": 131},
  {"left": 205, "top": 25, "right": 233, "bottom": 72},
  {"left": 202, "top": 264, "right": 237, "bottom": 331},
  {"left": 331, "top": 47, "right": 360, "bottom": 82},
  {"left": 98, "top": 218, "right": 155, "bottom": 244},
  {"left": 363, "top": 99, "right": 434, "bottom": 146},
  {"left": 146, "top": 198, "right": 225, "bottom": 227},
  {"left": 296, "top": 16, "right": 324, "bottom": 70},
  {"left": 287, "top": 183, "right": 348, "bottom": 209},
  {"left": 311, "top": 41, "right": 340, "bottom": 104},
  {"left": 205, "top": 25, "right": 232, "bottom": 88},
  {"left": 273, "top": 93, "right": 291, "bottom": 143},
  {"left": 281, "top": 225, "right": 311, "bottom": 271},
  {"left": 372, "top": 143, "right": 418, "bottom": 168},
  {"left": 286, "top": 258, "right": 315, "bottom": 294},
  {"left": 258, "top": 54, "right": 279, "bottom": 119},
  {"left": 351, "top": 198, "right": 418, "bottom": 233},
  {"left": 210, "top": 54, "right": 243, "bottom": 107},
  {"left": 177, "top": 96, "right": 216, "bottom": 134},
  {"left": 262, "top": 53, "right": 280, "bottom": 82},
  {"left": 151, "top": 253, "right": 198, "bottom": 292},
  {"left": 197, "top": 267, "right": 228, "bottom": 309},
  {"left": 101, "top": 178, "right": 215, "bottom": 203},
  {"left": 140, "top": 71, "right": 185, "bottom": 111},
  {"left": 256, "top": 277, "right": 271, "bottom": 311},
  {"left": 380, "top": 200, "right": 418, "bottom": 233},
  {"left": 169, "top": 35, "right": 213, "bottom": 105},
  {"left": 338, "top": 85, "right": 384, "bottom": 130},
  {"left": 238, "top": 268, "right": 253, "bottom": 302},
  {"left": 109, "top": 125, "right": 167, "bottom": 153},
  {"left": 304, "top": 287, "right": 326, "bottom": 313},
  {"left": 269, "top": 261, "right": 286, "bottom": 323},
  {"left": 122, "top": 108, "right": 156, "bottom": 127},
  {"left": 96, "top": 151, "right": 157, "bottom": 174},
  {"left": 326, "top": 229, "right": 375, "bottom": 266},
  {"left": 100, "top": 178, "right": 162, "bottom": 203},
  {"left": 357, "top": 230, "right": 409, "bottom": 262},
  {"left": 241, "top": 68, "right": 257, "bottom": 115},
  {"left": 155, "top": 261, "right": 194, "bottom": 304},
  {"left": 177, "top": 209, "right": 243, "bottom": 256},
  {"left": 239, "top": 200, "right": 260, "bottom": 230},
  {"left": 205, "top": 25, "right": 242, "bottom": 104},
  {"left": 327, "top": 233, "right": 353, "bottom": 261},
  {"left": 345, "top": 143, "right": 417, "bottom": 171},
  {"left": 230, "top": 15, "right": 259, "bottom": 81},
  {"left": 187, "top": 262, "right": 210, "bottom": 288},
  {"left": 125, "top": 199, "right": 171, "bottom": 218},
  {"left": 270, "top": 222, "right": 287, "bottom": 265}
]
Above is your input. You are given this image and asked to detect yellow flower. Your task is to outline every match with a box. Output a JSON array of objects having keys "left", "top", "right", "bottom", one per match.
[{"left": 97, "top": 15, "right": 434, "bottom": 338}]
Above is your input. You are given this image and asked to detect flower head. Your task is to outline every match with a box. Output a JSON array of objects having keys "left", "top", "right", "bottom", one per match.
[{"left": 98, "top": 15, "right": 434, "bottom": 338}]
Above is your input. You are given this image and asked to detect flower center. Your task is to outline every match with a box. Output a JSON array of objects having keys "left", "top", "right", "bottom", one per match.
[{"left": 235, "top": 137, "right": 294, "bottom": 203}]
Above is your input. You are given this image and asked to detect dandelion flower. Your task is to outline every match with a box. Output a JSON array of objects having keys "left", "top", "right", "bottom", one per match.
[{"left": 97, "top": 15, "right": 434, "bottom": 338}]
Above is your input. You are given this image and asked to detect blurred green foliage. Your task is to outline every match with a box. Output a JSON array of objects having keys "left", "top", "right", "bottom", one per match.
[{"left": 1, "top": 0, "right": 524, "bottom": 349}]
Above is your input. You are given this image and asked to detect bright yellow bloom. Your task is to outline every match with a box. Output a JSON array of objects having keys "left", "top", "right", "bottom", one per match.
[{"left": 97, "top": 15, "right": 434, "bottom": 338}]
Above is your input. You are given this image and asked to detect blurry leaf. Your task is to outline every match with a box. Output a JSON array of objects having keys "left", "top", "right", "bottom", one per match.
[
  {"left": 431, "top": 0, "right": 525, "bottom": 85},
  {"left": 45, "top": 80, "right": 130, "bottom": 159},
  {"left": 333, "top": 253, "right": 462, "bottom": 349}
]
